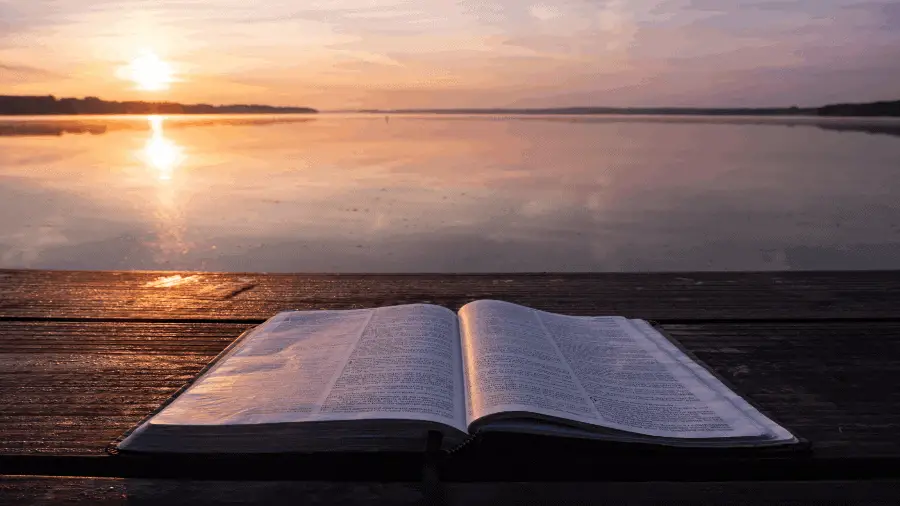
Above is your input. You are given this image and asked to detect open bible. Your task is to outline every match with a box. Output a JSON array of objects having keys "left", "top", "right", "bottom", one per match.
[{"left": 118, "top": 300, "right": 797, "bottom": 453}]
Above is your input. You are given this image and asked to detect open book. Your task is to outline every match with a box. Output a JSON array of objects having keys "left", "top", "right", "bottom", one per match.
[{"left": 119, "top": 300, "right": 797, "bottom": 453}]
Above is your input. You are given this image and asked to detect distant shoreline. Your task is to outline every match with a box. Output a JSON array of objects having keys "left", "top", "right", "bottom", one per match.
[
  {"left": 0, "top": 95, "right": 317, "bottom": 116},
  {"left": 355, "top": 100, "right": 900, "bottom": 118},
  {"left": 356, "top": 107, "right": 816, "bottom": 116},
  {"left": 1, "top": 95, "right": 898, "bottom": 117}
]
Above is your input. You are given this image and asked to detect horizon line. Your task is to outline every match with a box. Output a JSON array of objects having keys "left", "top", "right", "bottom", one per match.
[{"left": 4, "top": 94, "right": 900, "bottom": 111}]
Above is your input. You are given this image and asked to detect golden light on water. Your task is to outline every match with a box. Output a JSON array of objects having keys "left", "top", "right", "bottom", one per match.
[
  {"left": 136, "top": 116, "right": 191, "bottom": 265},
  {"left": 122, "top": 51, "right": 175, "bottom": 91},
  {"left": 143, "top": 116, "right": 184, "bottom": 180}
]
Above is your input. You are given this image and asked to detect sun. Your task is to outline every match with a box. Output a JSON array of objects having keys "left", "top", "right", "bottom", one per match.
[{"left": 123, "top": 51, "right": 174, "bottom": 91}]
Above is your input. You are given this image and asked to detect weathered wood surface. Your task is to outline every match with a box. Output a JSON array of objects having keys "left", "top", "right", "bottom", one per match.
[
  {"left": 3, "top": 476, "right": 900, "bottom": 505},
  {"left": 3, "top": 320, "right": 900, "bottom": 460},
  {"left": 0, "top": 321, "right": 249, "bottom": 455},
  {"left": 1, "top": 270, "right": 900, "bottom": 485},
  {"left": 3, "top": 269, "right": 900, "bottom": 321}
]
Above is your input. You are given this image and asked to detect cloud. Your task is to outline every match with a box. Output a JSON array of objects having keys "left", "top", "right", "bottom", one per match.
[
  {"left": 595, "top": 0, "right": 639, "bottom": 51},
  {"left": 529, "top": 4, "right": 562, "bottom": 20},
  {"left": 0, "top": 62, "right": 53, "bottom": 74},
  {"left": 0, "top": 62, "right": 60, "bottom": 85},
  {"left": 2, "top": 0, "right": 900, "bottom": 107}
]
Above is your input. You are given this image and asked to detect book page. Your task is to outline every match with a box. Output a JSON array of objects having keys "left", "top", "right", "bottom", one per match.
[
  {"left": 318, "top": 304, "right": 466, "bottom": 431},
  {"left": 459, "top": 300, "right": 601, "bottom": 425},
  {"left": 460, "top": 300, "right": 766, "bottom": 439},
  {"left": 628, "top": 319, "right": 794, "bottom": 442},
  {"left": 152, "top": 304, "right": 467, "bottom": 432},
  {"left": 536, "top": 310, "right": 766, "bottom": 438}
]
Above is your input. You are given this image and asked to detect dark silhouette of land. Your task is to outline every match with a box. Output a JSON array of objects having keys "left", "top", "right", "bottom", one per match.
[
  {"left": 0, "top": 116, "right": 316, "bottom": 137},
  {"left": 361, "top": 100, "right": 900, "bottom": 117},
  {"left": 362, "top": 106, "right": 816, "bottom": 115},
  {"left": 0, "top": 95, "right": 317, "bottom": 115},
  {"left": 818, "top": 101, "right": 900, "bottom": 117},
  {"left": 2, "top": 95, "right": 899, "bottom": 117}
]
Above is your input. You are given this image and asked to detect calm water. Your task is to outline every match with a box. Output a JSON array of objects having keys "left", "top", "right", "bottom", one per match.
[{"left": 1, "top": 114, "right": 900, "bottom": 272}]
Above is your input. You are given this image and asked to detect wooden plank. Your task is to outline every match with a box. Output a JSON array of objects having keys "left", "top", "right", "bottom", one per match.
[
  {"left": 3, "top": 320, "right": 900, "bottom": 462},
  {"left": 3, "top": 476, "right": 900, "bottom": 505},
  {"left": 445, "top": 480, "right": 900, "bottom": 505},
  {"left": 0, "top": 322, "right": 251, "bottom": 455},
  {"left": 0, "top": 477, "right": 126, "bottom": 506},
  {"left": 2, "top": 270, "right": 900, "bottom": 321}
]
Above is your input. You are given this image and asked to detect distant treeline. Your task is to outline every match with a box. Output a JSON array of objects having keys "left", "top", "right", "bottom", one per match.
[
  {"left": 3, "top": 95, "right": 899, "bottom": 117},
  {"left": 361, "top": 100, "right": 900, "bottom": 117},
  {"left": 818, "top": 101, "right": 900, "bottom": 117},
  {"left": 361, "top": 106, "right": 815, "bottom": 115},
  {"left": 0, "top": 117, "right": 317, "bottom": 137},
  {"left": 0, "top": 95, "right": 317, "bottom": 115}
]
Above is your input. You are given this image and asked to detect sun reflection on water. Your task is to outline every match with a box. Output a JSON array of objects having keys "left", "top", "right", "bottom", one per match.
[
  {"left": 143, "top": 116, "right": 184, "bottom": 181},
  {"left": 138, "top": 115, "right": 191, "bottom": 265}
]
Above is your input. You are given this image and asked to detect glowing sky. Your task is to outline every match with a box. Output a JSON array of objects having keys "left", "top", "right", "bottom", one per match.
[{"left": 1, "top": 0, "right": 899, "bottom": 109}]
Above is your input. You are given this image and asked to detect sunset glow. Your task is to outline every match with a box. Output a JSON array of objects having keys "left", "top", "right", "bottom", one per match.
[
  {"left": 123, "top": 52, "right": 175, "bottom": 91},
  {"left": 1, "top": 1, "right": 899, "bottom": 108}
]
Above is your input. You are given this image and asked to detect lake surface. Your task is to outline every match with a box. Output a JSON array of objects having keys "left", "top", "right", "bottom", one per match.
[{"left": 1, "top": 114, "right": 900, "bottom": 272}]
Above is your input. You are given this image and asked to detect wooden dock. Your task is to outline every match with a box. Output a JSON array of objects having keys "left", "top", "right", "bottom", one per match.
[{"left": 2, "top": 269, "right": 900, "bottom": 504}]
